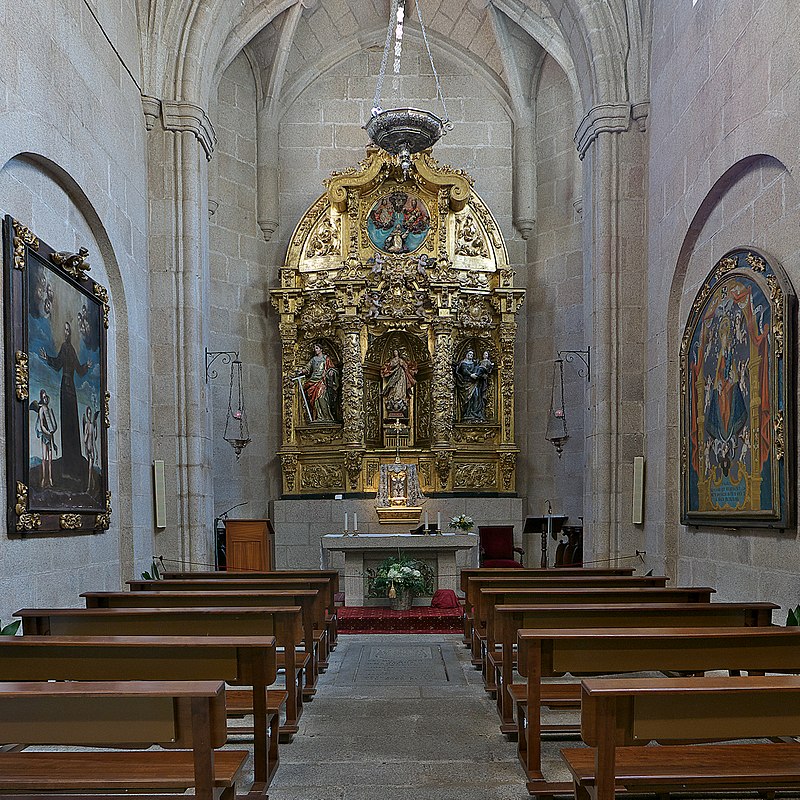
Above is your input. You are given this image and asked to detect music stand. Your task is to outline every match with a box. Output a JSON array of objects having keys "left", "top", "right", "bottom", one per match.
[{"left": 524, "top": 515, "right": 568, "bottom": 568}]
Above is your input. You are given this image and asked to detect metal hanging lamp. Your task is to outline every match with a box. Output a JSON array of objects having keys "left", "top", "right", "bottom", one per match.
[
  {"left": 545, "top": 359, "right": 569, "bottom": 458},
  {"left": 365, "top": 0, "right": 451, "bottom": 175},
  {"left": 223, "top": 359, "right": 251, "bottom": 459}
]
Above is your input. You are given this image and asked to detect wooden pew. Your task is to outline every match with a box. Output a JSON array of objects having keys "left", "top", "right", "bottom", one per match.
[
  {"left": 128, "top": 576, "right": 333, "bottom": 671},
  {"left": 84, "top": 588, "right": 325, "bottom": 691},
  {"left": 492, "top": 601, "right": 778, "bottom": 731},
  {"left": 474, "top": 584, "right": 713, "bottom": 683},
  {"left": 0, "top": 680, "right": 247, "bottom": 800},
  {"left": 562, "top": 675, "right": 800, "bottom": 800},
  {"left": 515, "top": 626, "right": 800, "bottom": 795},
  {"left": 466, "top": 575, "right": 670, "bottom": 663},
  {"left": 0, "top": 634, "right": 280, "bottom": 788},
  {"left": 459, "top": 567, "right": 635, "bottom": 643},
  {"left": 16, "top": 605, "right": 305, "bottom": 739},
  {"left": 162, "top": 569, "right": 340, "bottom": 648}
]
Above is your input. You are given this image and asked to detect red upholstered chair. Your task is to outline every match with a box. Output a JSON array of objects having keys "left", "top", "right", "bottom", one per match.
[{"left": 478, "top": 526, "right": 525, "bottom": 568}]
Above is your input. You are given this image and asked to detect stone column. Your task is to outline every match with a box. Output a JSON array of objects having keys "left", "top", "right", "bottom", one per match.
[
  {"left": 578, "top": 107, "right": 646, "bottom": 564},
  {"left": 145, "top": 99, "right": 216, "bottom": 570}
]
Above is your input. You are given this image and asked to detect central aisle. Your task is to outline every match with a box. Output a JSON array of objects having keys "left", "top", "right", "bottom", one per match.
[{"left": 266, "top": 633, "right": 544, "bottom": 800}]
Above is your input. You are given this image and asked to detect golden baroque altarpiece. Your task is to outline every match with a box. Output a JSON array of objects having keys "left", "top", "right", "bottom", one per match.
[{"left": 270, "top": 148, "right": 524, "bottom": 497}]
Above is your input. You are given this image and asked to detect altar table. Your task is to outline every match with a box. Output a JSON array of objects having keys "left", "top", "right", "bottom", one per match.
[{"left": 321, "top": 533, "right": 478, "bottom": 606}]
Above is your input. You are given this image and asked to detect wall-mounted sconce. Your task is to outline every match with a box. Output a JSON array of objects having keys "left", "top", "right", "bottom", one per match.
[
  {"left": 206, "top": 348, "right": 251, "bottom": 459},
  {"left": 557, "top": 346, "right": 591, "bottom": 382}
]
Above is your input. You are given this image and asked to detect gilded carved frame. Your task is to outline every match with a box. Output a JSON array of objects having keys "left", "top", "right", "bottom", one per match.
[
  {"left": 680, "top": 248, "right": 794, "bottom": 528},
  {"left": 3, "top": 216, "right": 112, "bottom": 536}
]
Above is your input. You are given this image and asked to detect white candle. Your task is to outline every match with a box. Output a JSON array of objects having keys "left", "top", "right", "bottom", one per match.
[
  {"left": 437, "top": 511, "right": 441, "bottom": 530},
  {"left": 354, "top": 512, "right": 358, "bottom": 532},
  {"left": 424, "top": 511, "right": 429, "bottom": 528},
  {"left": 344, "top": 512, "right": 348, "bottom": 532}
]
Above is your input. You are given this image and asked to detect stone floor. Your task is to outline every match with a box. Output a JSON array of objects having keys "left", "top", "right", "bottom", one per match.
[{"left": 249, "top": 633, "right": 577, "bottom": 800}]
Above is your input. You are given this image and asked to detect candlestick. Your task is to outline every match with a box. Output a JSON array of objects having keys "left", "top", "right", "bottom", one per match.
[
  {"left": 437, "top": 511, "right": 441, "bottom": 532},
  {"left": 354, "top": 512, "right": 358, "bottom": 532},
  {"left": 424, "top": 511, "right": 429, "bottom": 530},
  {"left": 344, "top": 512, "right": 349, "bottom": 534}
]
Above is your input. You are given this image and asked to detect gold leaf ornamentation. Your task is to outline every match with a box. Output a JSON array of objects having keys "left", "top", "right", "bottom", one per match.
[
  {"left": 60, "top": 513, "right": 83, "bottom": 530},
  {"left": 50, "top": 247, "right": 91, "bottom": 280},
  {"left": 453, "top": 462, "right": 496, "bottom": 490},
  {"left": 454, "top": 213, "right": 489, "bottom": 258},
  {"left": 93, "top": 283, "right": 110, "bottom": 329},
  {"left": 281, "top": 453, "right": 299, "bottom": 491},
  {"left": 774, "top": 411, "right": 785, "bottom": 461},
  {"left": 301, "top": 463, "right": 343, "bottom": 490},
  {"left": 12, "top": 219, "right": 39, "bottom": 269},
  {"left": 746, "top": 252, "right": 766, "bottom": 272},
  {"left": 14, "top": 351, "right": 29, "bottom": 401},
  {"left": 95, "top": 491, "right": 112, "bottom": 529},
  {"left": 499, "top": 452, "right": 516, "bottom": 491}
]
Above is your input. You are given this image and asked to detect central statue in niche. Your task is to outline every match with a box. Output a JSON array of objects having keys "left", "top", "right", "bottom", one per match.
[{"left": 271, "top": 146, "right": 524, "bottom": 497}]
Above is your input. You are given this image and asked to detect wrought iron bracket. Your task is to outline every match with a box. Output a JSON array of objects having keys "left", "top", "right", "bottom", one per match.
[
  {"left": 557, "top": 346, "right": 591, "bottom": 382},
  {"left": 205, "top": 348, "right": 239, "bottom": 383}
]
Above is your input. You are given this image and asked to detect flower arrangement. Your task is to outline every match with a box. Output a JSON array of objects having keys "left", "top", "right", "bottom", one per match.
[
  {"left": 372, "top": 555, "right": 427, "bottom": 599},
  {"left": 449, "top": 514, "right": 474, "bottom": 532}
]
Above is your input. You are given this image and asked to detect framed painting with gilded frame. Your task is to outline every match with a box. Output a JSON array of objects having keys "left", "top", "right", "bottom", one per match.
[
  {"left": 3, "top": 215, "right": 111, "bottom": 535},
  {"left": 680, "top": 248, "right": 794, "bottom": 528}
]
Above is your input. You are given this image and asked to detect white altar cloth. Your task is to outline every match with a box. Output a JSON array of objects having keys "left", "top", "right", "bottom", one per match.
[{"left": 321, "top": 533, "right": 477, "bottom": 606}]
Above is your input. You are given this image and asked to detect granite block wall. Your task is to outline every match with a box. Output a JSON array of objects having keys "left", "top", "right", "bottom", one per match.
[
  {"left": 647, "top": 0, "right": 800, "bottom": 612},
  {"left": 0, "top": 0, "right": 152, "bottom": 620}
]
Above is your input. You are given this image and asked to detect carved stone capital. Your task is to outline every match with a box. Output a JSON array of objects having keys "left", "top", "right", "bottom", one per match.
[
  {"left": 574, "top": 102, "right": 632, "bottom": 159},
  {"left": 144, "top": 96, "right": 217, "bottom": 159}
]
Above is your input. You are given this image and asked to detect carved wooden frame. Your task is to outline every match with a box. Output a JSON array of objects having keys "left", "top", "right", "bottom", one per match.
[{"left": 3, "top": 215, "right": 111, "bottom": 536}]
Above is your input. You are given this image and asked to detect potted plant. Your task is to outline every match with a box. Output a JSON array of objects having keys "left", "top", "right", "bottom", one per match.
[
  {"left": 0, "top": 620, "right": 20, "bottom": 635},
  {"left": 787, "top": 606, "right": 800, "bottom": 626},
  {"left": 372, "top": 555, "right": 427, "bottom": 611}
]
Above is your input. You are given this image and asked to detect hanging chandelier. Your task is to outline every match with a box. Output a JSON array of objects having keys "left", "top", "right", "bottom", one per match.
[
  {"left": 223, "top": 358, "right": 251, "bottom": 459},
  {"left": 365, "top": 0, "right": 451, "bottom": 175},
  {"left": 545, "top": 359, "right": 569, "bottom": 458}
]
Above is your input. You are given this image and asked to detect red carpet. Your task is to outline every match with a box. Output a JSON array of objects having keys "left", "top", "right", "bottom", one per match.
[{"left": 338, "top": 605, "right": 464, "bottom": 634}]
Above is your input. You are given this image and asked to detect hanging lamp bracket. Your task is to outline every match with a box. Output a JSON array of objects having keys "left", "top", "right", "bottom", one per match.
[
  {"left": 205, "top": 348, "right": 240, "bottom": 383},
  {"left": 557, "top": 347, "right": 590, "bottom": 382}
]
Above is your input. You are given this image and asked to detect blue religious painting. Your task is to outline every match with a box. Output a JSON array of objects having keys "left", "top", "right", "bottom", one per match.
[
  {"left": 681, "top": 249, "right": 794, "bottom": 528},
  {"left": 3, "top": 215, "right": 110, "bottom": 535},
  {"left": 367, "top": 192, "right": 430, "bottom": 254}
]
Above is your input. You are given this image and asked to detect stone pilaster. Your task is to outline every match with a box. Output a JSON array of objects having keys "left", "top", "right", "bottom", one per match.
[
  {"left": 580, "top": 109, "right": 647, "bottom": 564},
  {"left": 147, "top": 105, "right": 215, "bottom": 569}
]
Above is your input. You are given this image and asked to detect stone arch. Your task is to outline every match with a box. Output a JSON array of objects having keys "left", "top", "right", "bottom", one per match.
[
  {"left": 662, "top": 154, "right": 794, "bottom": 573},
  {"left": 0, "top": 149, "right": 139, "bottom": 583}
]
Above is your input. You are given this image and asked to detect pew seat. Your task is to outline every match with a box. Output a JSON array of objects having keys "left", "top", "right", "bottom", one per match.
[
  {"left": 0, "top": 680, "right": 248, "bottom": 800},
  {"left": 562, "top": 676, "right": 800, "bottom": 800}
]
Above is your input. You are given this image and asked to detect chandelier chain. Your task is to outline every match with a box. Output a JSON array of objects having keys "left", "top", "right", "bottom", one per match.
[
  {"left": 373, "top": 0, "right": 401, "bottom": 113},
  {"left": 412, "top": 0, "right": 448, "bottom": 123}
]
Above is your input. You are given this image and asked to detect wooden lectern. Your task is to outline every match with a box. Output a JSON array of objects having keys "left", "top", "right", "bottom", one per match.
[{"left": 223, "top": 519, "right": 275, "bottom": 572}]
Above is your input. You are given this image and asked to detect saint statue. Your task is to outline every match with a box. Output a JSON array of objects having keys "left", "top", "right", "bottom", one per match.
[
  {"left": 296, "top": 342, "right": 339, "bottom": 423},
  {"left": 455, "top": 349, "right": 494, "bottom": 422},
  {"left": 38, "top": 320, "right": 93, "bottom": 477},
  {"left": 381, "top": 349, "right": 418, "bottom": 416}
]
